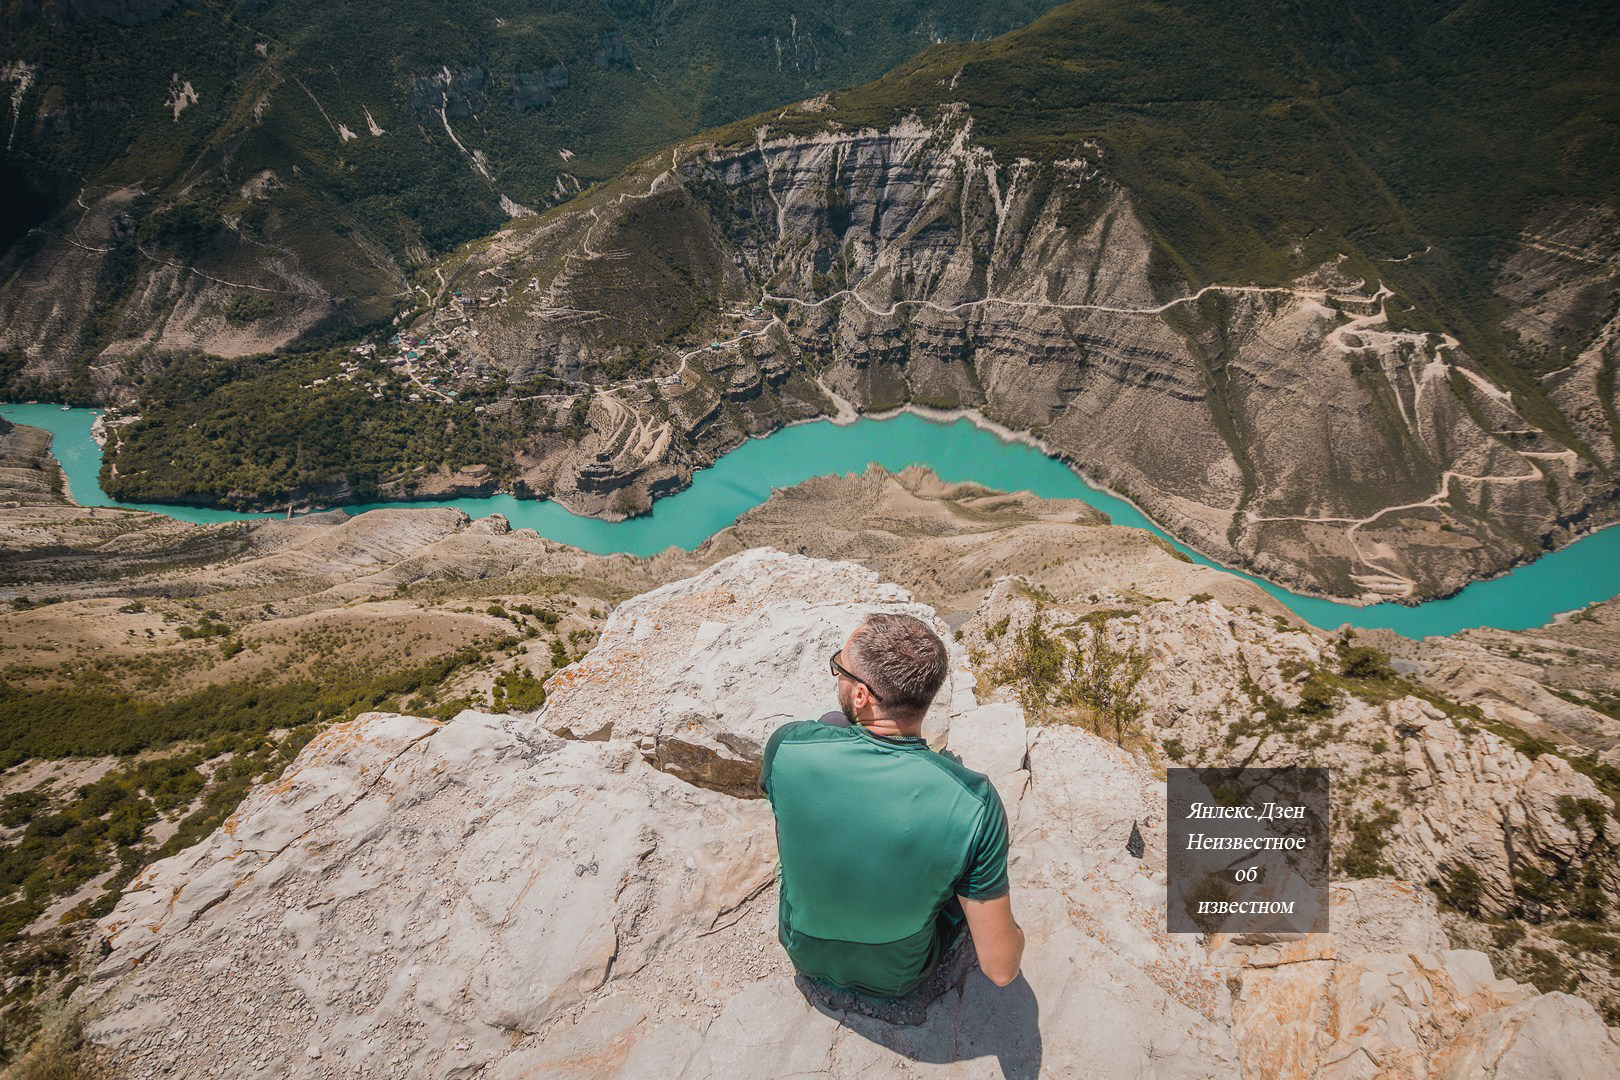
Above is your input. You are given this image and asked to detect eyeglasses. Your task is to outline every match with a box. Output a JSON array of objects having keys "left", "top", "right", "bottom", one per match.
[{"left": 830, "top": 648, "right": 884, "bottom": 702}]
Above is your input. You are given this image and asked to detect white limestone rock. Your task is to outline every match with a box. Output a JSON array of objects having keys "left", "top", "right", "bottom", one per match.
[
  {"left": 538, "top": 548, "right": 964, "bottom": 794},
  {"left": 1433, "top": 993, "right": 1620, "bottom": 1079},
  {"left": 78, "top": 551, "right": 1620, "bottom": 1079}
]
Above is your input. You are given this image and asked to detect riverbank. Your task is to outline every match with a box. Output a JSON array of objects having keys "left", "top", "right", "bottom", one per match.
[{"left": 6, "top": 402, "right": 1620, "bottom": 638}]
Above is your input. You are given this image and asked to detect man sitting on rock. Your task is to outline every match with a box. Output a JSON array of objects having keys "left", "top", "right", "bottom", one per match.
[{"left": 759, "top": 613, "right": 1025, "bottom": 999}]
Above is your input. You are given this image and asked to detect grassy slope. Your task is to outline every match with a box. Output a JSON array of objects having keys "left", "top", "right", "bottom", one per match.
[{"left": 0, "top": 0, "right": 1062, "bottom": 333}]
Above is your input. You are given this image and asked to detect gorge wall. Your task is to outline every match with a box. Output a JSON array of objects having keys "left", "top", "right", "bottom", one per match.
[{"left": 405, "top": 106, "right": 1620, "bottom": 606}]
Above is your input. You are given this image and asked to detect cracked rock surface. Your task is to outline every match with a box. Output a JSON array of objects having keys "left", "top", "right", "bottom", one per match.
[{"left": 80, "top": 551, "right": 1620, "bottom": 1078}]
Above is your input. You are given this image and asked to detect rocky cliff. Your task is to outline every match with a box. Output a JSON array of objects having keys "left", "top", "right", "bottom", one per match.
[
  {"left": 77, "top": 550, "right": 1620, "bottom": 1077},
  {"left": 0, "top": 417, "right": 66, "bottom": 504}
]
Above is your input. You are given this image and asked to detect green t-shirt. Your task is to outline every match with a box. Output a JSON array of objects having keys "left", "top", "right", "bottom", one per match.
[{"left": 759, "top": 714, "right": 1011, "bottom": 998}]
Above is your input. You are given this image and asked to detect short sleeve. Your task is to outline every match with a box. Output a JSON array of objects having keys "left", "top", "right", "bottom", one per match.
[
  {"left": 956, "top": 784, "right": 1010, "bottom": 901},
  {"left": 758, "top": 720, "right": 803, "bottom": 799}
]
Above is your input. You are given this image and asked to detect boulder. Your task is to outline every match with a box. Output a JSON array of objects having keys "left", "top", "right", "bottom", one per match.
[
  {"left": 538, "top": 548, "right": 965, "bottom": 794},
  {"left": 1433, "top": 993, "right": 1620, "bottom": 1079}
]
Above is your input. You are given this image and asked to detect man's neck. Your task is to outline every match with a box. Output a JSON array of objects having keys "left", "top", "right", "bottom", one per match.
[{"left": 858, "top": 715, "right": 922, "bottom": 739}]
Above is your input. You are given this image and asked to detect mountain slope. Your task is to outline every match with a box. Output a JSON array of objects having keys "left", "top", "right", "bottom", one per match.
[
  {"left": 343, "top": 0, "right": 1614, "bottom": 601},
  {"left": 0, "top": 0, "right": 1062, "bottom": 383}
]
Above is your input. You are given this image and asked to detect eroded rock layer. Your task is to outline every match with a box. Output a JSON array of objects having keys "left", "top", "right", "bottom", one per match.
[{"left": 409, "top": 107, "right": 1620, "bottom": 604}]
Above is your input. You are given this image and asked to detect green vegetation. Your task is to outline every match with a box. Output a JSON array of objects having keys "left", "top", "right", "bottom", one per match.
[
  {"left": 1, "top": 1009, "right": 115, "bottom": 1079},
  {"left": 3, "top": 0, "right": 1061, "bottom": 364},
  {"left": 0, "top": 620, "right": 530, "bottom": 1059},
  {"left": 492, "top": 668, "right": 548, "bottom": 713},
  {"left": 998, "top": 614, "right": 1066, "bottom": 714},
  {"left": 1519, "top": 944, "right": 1580, "bottom": 996},
  {"left": 1475, "top": 710, "right": 1620, "bottom": 809},
  {"left": 1181, "top": 871, "right": 1236, "bottom": 935},
  {"left": 1339, "top": 806, "right": 1399, "bottom": 878},
  {"left": 1431, "top": 863, "right": 1486, "bottom": 916},
  {"left": 1340, "top": 645, "right": 1397, "bottom": 682},
  {"left": 1551, "top": 924, "right": 1620, "bottom": 976},
  {"left": 0, "top": 729, "right": 311, "bottom": 943},
  {"left": 0, "top": 639, "right": 507, "bottom": 763},
  {"left": 515, "top": 603, "right": 561, "bottom": 627},
  {"left": 1493, "top": 922, "right": 1527, "bottom": 949},
  {"left": 1549, "top": 686, "right": 1620, "bottom": 724},
  {"left": 1559, "top": 795, "right": 1613, "bottom": 839},
  {"left": 0, "top": 722, "right": 328, "bottom": 1064},
  {"left": 1296, "top": 676, "right": 1338, "bottom": 717},
  {"left": 1513, "top": 859, "right": 1610, "bottom": 922},
  {"left": 176, "top": 615, "right": 231, "bottom": 641},
  {"left": 101, "top": 353, "right": 520, "bottom": 508},
  {"left": 992, "top": 609, "right": 1150, "bottom": 747}
]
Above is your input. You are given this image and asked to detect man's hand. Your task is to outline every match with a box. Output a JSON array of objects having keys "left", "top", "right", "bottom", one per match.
[{"left": 959, "top": 892, "right": 1025, "bottom": 987}]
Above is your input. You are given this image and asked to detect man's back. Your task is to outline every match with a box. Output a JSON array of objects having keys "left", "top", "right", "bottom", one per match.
[{"left": 760, "top": 717, "right": 1009, "bottom": 998}]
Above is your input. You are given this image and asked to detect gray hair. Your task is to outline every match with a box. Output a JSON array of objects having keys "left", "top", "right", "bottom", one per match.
[{"left": 849, "top": 613, "right": 949, "bottom": 718}]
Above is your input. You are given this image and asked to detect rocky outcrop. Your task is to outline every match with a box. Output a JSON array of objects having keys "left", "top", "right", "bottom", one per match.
[
  {"left": 538, "top": 549, "right": 973, "bottom": 790},
  {"left": 1388, "top": 705, "right": 1620, "bottom": 914},
  {"left": 77, "top": 550, "right": 1620, "bottom": 1077},
  {"left": 959, "top": 579, "right": 1620, "bottom": 928},
  {"left": 1213, "top": 881, "right": 1620, "bottom": 1079},
  {"left": 0, "top": 418, "right": 67, "bottom": 504},
  {"left": 1400, "top": 608, "right": 1620, "bottom": 756}
]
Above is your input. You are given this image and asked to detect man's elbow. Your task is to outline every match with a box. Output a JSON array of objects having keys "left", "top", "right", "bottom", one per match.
[
  {"left": 981, "top": 928, "right": 1025, "bottom": 987},
  {"left": 984, "top": 964, "right": 1020, "bottom": 988}
]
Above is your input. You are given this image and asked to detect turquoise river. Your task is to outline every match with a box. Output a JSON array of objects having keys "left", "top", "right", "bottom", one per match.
[{"left": 5, "top": 402, "right": 1619, "bottom": 638}]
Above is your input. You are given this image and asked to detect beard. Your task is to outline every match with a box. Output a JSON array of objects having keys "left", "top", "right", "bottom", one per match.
[{"left": 838, "top": 679, "right": 856, "bottom": 724}]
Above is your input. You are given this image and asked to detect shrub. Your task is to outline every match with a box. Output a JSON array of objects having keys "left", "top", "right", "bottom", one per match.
[
  {"left": 1432, "top": 863, "right": 1485, "bottom": 915},
  {"left": 1339, "top": 808, "right": 1398, "bottom": 878},
  {"left": 1491, "top": 923, "right": 1525, "bottom": 949},
  {"left": 492, "top": 669, "right": 547, "bottom": 713},
  {"left": 1297, "top": 676, "right": 1337, "bottom": 716},
  {"left": 1341, "top": 645, "right": 1396, "bottom": 681}
]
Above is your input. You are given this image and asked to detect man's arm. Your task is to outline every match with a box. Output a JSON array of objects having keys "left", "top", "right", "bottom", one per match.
[{"left": 959, "top": 892, "right": 1024, "bottom": 987}]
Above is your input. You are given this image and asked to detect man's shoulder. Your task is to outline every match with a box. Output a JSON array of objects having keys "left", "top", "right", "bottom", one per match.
[
  {"left": 913, "top": 748, "right": 1000, "bottom": 807},
  {"left": 761, "top": 715, "right": 845, "bottom": 794},
  {"left": 768, "top": 714, "right": 845, "bottom": 747}
]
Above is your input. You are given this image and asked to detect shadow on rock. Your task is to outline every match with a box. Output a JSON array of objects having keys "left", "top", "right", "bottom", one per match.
[{"left": 795, "top": 939, "right": 1043, "bottom": 1079}]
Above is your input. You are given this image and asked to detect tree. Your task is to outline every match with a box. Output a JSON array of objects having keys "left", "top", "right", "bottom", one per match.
[{"left": 1063, "top": 627, "right": 1150, "bottom": 745}]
